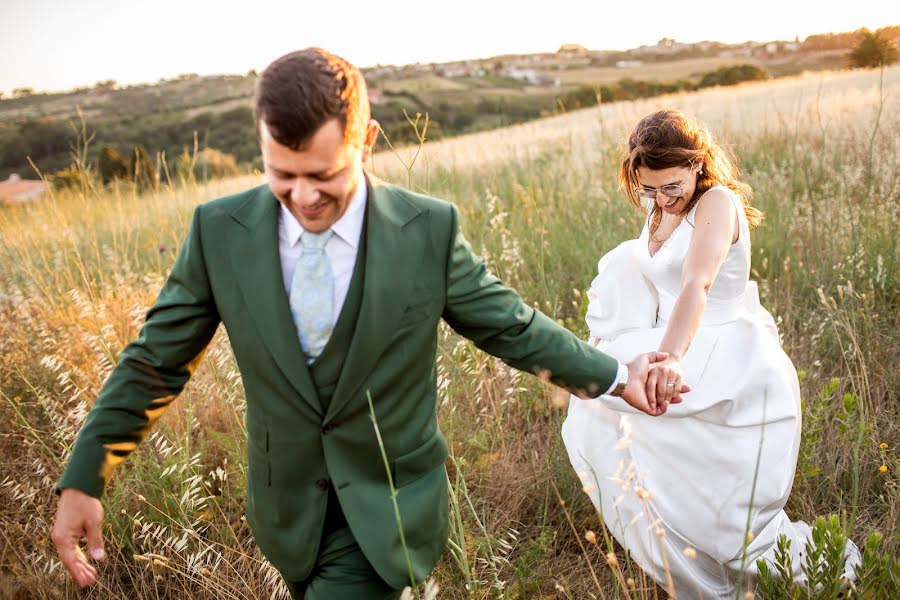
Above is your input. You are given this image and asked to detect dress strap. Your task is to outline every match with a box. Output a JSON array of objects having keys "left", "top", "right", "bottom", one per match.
[
  {"left": 722, "top": 186, "right": 751, "bottom": 245},
  {"left": 688, "top": 185, "right": 749, "bottom": 237}
]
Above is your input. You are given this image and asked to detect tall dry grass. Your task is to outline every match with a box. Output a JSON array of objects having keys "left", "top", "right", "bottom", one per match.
[{"left": 1, "top": 65, "right": 898, "bottom": 598}]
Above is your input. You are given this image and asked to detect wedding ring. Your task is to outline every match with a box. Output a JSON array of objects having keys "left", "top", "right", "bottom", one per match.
[{"left": 666, "top": 383, "right": 676, "bottom": 387}]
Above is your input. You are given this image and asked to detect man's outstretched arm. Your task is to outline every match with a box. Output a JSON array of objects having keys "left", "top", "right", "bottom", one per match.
[
  {"left": 54, "top": 205, "right": 221, "bottom": 585},
  {"left": 440, "top": 204, "right": 687, "bottom": 411}
]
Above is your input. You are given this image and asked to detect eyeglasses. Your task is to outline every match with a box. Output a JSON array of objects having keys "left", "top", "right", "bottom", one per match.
[
  {"left": 634, "top": 162, "right": 700, "bottom": 200},
  {"left": 634, "top": 180, "right": 686, "bottom": 200}
]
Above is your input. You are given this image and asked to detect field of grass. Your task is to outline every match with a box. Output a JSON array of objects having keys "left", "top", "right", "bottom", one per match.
[
  {"left": 1, "top": 65, "right": 897, "bottom": 599},
  {"left": 548, "top": 57, "right": 765, "bottom": 86},
  {"left": 381, "top": 75, "right": 474, "bottom": 93}
]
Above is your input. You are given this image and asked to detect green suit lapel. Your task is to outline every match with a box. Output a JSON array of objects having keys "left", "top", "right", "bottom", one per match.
[
  {"left": 327, "top": 175, "right": 428, "bottom": 421},
  {"left": 227, "top": 186, "right": 321, "bottom": 417}
]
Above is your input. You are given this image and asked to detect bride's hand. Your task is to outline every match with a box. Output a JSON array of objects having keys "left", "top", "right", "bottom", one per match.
[
  {"left": 647, "top": 356, "right": 685, "bottom": 411},
  {"left": 621, "top": 353, "right": 689, "bottom": 416}
]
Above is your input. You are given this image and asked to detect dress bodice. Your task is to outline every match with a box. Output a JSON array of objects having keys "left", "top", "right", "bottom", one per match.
[{"left": 636, "top": 186, "right": 753, "bottom": 326}]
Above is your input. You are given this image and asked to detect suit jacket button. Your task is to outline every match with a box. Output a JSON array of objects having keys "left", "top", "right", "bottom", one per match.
[
  {"left": 322, "top": 423, "right": 334, "bottom": 434},
  {"left": 315, "top": 479, "right": 328, "bottom": 491}
]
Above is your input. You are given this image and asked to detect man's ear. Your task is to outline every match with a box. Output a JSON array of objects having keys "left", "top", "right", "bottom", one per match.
[{"left": 361, "top": 119, "right": 380, "bottom": 162}]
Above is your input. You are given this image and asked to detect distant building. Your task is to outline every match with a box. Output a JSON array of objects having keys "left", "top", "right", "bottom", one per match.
[
  {"left": 719, "top": 44, "right": 755, "bottom": 59},
  {"left": 364, "top": 65, "right": 401, "bottom": 80},
  {"left": 557, "top": 43, "right": 589, "bottom": 58},
  {"left": 0, "top": 174, "right": 48, "bottom": 203},
  {"left": 502, "top": 67, "right": 559, "bottom": 86},
  {"left": 634, "top": 38, "right": 687, "bottom": 56},
  {"left": 367, "top": 88, "right": 384, "bottom": 105},
  {"left": 616, "top": 60, "right": 644, "bottom": 69},
  {"left": 438, "top": 61, "right": 486, "bottom": 78}
]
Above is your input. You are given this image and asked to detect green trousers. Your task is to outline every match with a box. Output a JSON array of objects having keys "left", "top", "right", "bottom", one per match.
[{"left": 285, "top": 526, "right": 402, "bottom": 600}]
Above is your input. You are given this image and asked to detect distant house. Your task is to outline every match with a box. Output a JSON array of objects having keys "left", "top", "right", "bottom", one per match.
[
  {"left": 363, "top": 65, "right": 401, "bottom": 81},
  {"left": 0, "top": 174, "right": 48, "bottom": 203},
  {"left": 720, "top": 44, "right": 755, "bottom": 59},
  {"left": 503, "top": 67, "right": 559, "bottom": 87},
  {"left": 634, "top": 38, "right": 687, "bottom": 56},
  {"left": 367, "top": 88, "right": 384, "bottom": 105},
  {"left": 557, "top": 43, "right": 589, "bottom": 58},
  {"left": 439, "top": 61, "right": 486, "bottom": 78}
]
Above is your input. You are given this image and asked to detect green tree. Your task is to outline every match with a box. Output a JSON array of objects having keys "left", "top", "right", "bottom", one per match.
[
  {"left": 193, "top": 147, "right": 240, "bottom": 181},
  {"left": 802, "top": 30, "right": 863, "bottom": 51},
  {"left": 557, "top": 85, "right": 601, "bottom": 110},
  {"left": 97, "top": 144, "right": 129, "bottom": 184},
  {"left": 698, "top": 64, "right": 768, "bottom": 88},
  {"left": 848, "top": 30, "right": 898, "bottom": 68},
  {"left": 130, "top": 144, "right": 157, "bottom": 192},
  {"left": 50, "top": 165, "right": 81, "bottom": 190},
  {"left": 7, "top": 119, "right": 72, "bottom": 171}
]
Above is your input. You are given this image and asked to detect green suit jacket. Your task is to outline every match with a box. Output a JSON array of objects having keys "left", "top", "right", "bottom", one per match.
[{"left": 59, "top": 174, "right": 619, "bottom": 588}]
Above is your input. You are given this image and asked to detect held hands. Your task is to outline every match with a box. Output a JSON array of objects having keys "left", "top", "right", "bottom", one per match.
[
  {"left": 646, "top": 355, "right": 685, "bottom": 412},
  {"left": 622, "top": 352, "right": 690, "bottom": 416},
  {"left": 52, "top": 488, "right": 106, "bottom": 587}
]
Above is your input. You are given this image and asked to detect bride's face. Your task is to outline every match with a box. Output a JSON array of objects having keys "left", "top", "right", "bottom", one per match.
[{"left": 636, "top": 164, "right": 699, "bottom": 216}]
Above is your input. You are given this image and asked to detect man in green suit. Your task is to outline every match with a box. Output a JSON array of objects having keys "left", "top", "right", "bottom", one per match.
[{"left": 52, "top": 48, "right": 686, "bottom": 598}]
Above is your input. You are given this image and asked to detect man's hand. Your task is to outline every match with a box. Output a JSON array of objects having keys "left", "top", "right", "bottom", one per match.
[
  {"left": 622, "top": 352, "right": 690, "bottom": 415},
  {"left": 52, "top": 488, "right": 106, "bottom": 587}
]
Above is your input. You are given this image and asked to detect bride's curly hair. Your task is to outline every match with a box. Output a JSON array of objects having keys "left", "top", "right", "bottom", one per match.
[{"left": 618, "top": 109, "right": 763, "bottom": 233}]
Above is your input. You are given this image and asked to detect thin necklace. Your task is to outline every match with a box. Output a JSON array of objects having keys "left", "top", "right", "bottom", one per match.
[{"left": 650, "top": 215, "right": 682, "bottom": 244}]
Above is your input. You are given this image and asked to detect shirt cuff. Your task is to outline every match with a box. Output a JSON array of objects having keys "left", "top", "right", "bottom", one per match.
[{"left": 603, "top": 361, "right": 628, "bottom": 395}]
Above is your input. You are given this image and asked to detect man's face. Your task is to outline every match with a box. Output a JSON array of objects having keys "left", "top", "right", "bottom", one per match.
[{"left": 260, "top": 118, "right": 374, "bottom": 233}]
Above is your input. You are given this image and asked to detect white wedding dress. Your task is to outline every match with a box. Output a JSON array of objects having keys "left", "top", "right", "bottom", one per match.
[{"left": 562, "top": 187, "right": 856, "bottom": 598}]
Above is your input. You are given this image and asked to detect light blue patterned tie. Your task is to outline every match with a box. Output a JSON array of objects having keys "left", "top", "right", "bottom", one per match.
[{"left": 289, "top": 229, "right": 334, "bottom": 364}]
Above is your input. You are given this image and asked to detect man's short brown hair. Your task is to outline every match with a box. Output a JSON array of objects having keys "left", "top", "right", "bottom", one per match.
[{"left": 254, "top": 47, "right": 370, "bottom": 150}]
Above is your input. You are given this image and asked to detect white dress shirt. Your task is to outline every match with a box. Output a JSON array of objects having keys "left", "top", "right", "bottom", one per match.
[{"left": 279, "top": 180, "right": 367, "bottom": 324}]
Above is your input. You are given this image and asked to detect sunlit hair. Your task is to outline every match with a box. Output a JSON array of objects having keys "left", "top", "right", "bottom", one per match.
[
  {"left": 254, "top": 47, "right": 370, "bottom": 150},
  {"left": 618, "top": 109, "right": 763, "bottom": 233}
]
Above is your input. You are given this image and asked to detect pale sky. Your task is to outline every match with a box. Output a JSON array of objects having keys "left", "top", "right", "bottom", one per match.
[{"left": 2, "top": 0, "right": 898, "bottom": 95}]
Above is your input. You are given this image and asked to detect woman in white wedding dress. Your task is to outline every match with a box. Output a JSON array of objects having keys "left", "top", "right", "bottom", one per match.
[{"left": 562, "top": 109, "right": 857, "bottom": 598}]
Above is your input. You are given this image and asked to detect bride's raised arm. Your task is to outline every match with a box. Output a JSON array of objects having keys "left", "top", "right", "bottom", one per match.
[{"left": 650, "top": 187, "right": 737, "bottom": 405}]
